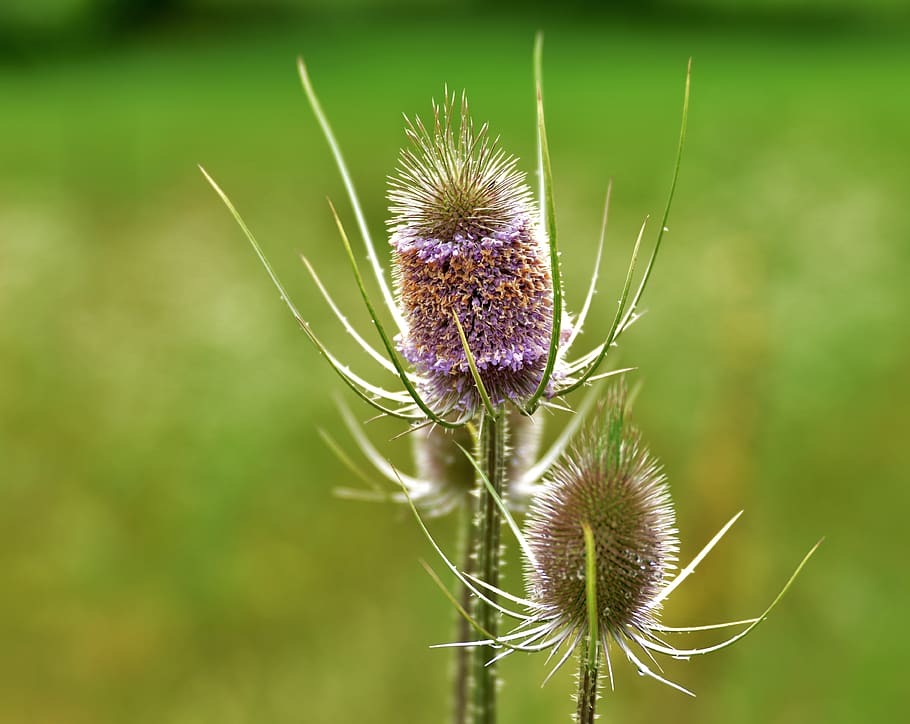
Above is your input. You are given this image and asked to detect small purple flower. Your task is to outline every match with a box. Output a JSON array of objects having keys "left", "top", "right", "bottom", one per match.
[{"left": 389, "top": 94, "right": 557, "bottom": 416}]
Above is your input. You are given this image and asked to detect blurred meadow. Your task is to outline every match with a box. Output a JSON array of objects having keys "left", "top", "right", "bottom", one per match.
[{"left": 1, "top": 1, "right": 909, "bottom": 722}]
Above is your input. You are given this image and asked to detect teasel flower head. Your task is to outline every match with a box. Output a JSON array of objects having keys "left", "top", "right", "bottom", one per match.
[
  {"left": 411, "top": 423, "right": 477, "bottom": 514},
  {"left": 389, "top": 93, "right": 560, "bottom": 416},
  {"left": 524, "top": 387, "right": 678, "bottom": 642}
]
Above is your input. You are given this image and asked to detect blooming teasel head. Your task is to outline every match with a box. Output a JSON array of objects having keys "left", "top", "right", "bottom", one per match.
[{"left": 389, "top": 93, "right": 558, "bottom": 416}]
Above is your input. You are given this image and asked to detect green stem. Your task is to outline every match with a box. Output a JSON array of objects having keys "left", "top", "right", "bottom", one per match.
[
  {"left": 575, "top": 636, "right": 600, "bottom": 724},
  {"left": 471, "top": 412, "right": 506, "bottom": 724}
]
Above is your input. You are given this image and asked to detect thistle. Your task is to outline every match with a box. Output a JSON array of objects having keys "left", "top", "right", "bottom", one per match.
[
  {"left": 524, "top": 389, "right": 680, "bottom": 668},
  {"left": 200, "top": 39, "right": 685, "bottom": 724},
  {"left": 201, "top": 34, "right": 819, "bottom": 724},
  {"left": 327, "top": 395, "right": 593, "bottom": 516},
  {"left": 389, "top": 93, "right": 558, "bottom": 416}
]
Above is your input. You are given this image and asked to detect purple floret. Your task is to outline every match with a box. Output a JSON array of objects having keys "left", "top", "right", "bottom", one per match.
[{"left": 392, "top": 215, "right": 555, "bottom": 414}]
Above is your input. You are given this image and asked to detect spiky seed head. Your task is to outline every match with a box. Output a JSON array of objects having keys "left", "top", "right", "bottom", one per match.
[
  {"left": 388, "top": 92, "right": 555, "bottom": 415},
  {"left": 524, "top": 386, "right": 679, "bottom": 635}
]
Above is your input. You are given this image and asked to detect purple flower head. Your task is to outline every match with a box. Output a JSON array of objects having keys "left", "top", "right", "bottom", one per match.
[{"left": 389, "top": 93, "right": 557, "bottom": 416}]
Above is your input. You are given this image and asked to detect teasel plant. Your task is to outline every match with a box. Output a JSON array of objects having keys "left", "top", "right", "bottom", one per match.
[
  {"left": 201, "top": 32, "right": 819, "bottom": 724},
  {"left": 410, "top": 383, "right": 821, "bottom": 723}
]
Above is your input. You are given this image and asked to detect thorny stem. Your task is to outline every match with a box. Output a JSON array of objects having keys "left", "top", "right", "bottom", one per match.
[
  {"left": 575, "top": 636, "right": 600, "bottom": 724},
  {"left": 470, "top": 412, "right": 507, "bottom": 724}
]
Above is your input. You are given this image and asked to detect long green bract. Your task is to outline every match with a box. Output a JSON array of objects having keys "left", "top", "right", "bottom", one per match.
[
  {"left": 452, "top": 311, "right": 498, "bottom": 419},
  {"left": 557, "top": 218, "right": 646, "bottom": 396},
  {"left": 525, "top": 32, "right": 563, "bottom": 414},
  {"left": 617, "top": 59, "right": 692, "bottom": 336},
  {"left": 297, "top": 57, "right": 406, "bottom": 334},
  {"left": 582, "top": 522, "right": 599, "bottom": 671},
  {"left": 200, "top": 166, "right": 421, "bottom": 423}
]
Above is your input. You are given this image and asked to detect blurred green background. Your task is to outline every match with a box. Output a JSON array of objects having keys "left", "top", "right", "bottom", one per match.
[{"left": 1, "top": 1, "right": 908, "bottom": 722}]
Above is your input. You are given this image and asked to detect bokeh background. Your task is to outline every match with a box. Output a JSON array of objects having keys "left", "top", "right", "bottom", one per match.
[{"left": 2, "top": 1, "right": 908, "bottom": 722}]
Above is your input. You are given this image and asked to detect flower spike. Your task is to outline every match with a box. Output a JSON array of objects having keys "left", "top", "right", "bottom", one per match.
[
  {"left": 389, "top": 91, "right": 559, "bottom": 418},
  {"left": 452, "top": 311, "right": 499, "bottom": 419}
]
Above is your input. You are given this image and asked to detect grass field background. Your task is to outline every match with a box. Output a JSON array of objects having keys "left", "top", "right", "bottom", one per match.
[{"left": 1, "top": 5, "right": 908, "bottom": 722}]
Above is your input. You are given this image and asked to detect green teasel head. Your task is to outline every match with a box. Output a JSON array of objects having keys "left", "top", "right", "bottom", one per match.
[{"left": 524, "top": 385, "right": 679, "bottom": 637}]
